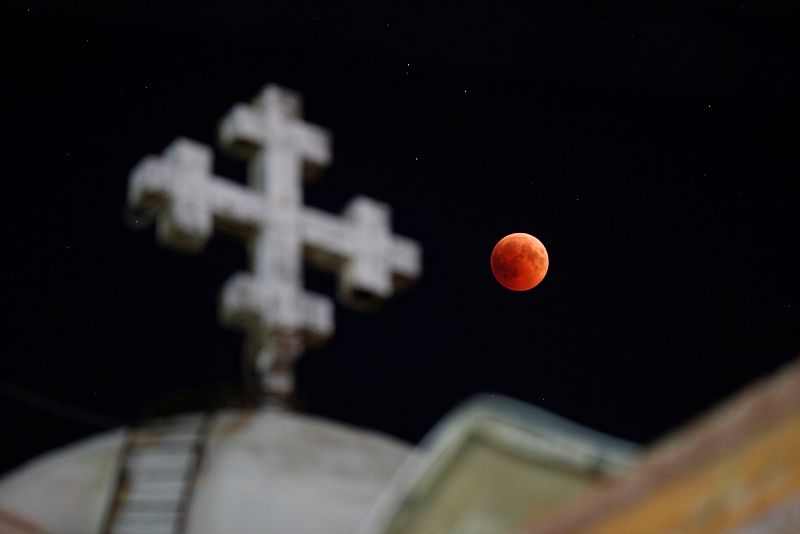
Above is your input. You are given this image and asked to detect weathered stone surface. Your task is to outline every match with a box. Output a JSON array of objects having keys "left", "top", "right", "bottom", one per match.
[
  {"left": 187, "top": 410, "right": 413, "bottom": 534},
  {"left": 0, "top": 411, "right": 413, "bottom": 534},
  {"left": 0, "top": 431, "right": 124, "bottom": 534},
  {"left": 0, "top": 510, "right": 47, "bottom": 534}
]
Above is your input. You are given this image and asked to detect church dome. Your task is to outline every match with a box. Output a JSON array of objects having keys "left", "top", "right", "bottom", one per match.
[{"left": 0, "top": 409, "right": 413, "bottom": 534}]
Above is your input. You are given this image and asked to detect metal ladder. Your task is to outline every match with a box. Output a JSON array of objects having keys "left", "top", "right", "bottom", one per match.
[{"left": 101, "top": 413, "right": 210, "bottom": 534}]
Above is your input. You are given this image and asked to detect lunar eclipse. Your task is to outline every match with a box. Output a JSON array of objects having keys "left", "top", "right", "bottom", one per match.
[{"left": 491, "top": 233, "right": 549, "bottom": 291}]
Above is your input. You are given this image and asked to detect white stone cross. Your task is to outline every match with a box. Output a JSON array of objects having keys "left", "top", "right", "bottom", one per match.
[{"left": 127, "top": 84, "right": 421, "bottom": 401}]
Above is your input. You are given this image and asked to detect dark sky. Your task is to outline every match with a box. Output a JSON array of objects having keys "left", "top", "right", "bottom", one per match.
[{"left": 3, "top": 3, "right": 798, "bottom": 475}]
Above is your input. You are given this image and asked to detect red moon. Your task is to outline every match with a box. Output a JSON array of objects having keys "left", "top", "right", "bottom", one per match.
[{"left": 490, "top": 233, "right": 549, "bottom": 291}]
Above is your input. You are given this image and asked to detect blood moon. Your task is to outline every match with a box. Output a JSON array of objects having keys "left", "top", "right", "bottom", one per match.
[{"left": 490, "top": 233, "right": 549, "bottom": 291}]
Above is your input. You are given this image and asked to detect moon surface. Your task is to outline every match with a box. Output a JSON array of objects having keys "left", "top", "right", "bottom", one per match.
[{"left": 490, "top": 233, "right": 549, "bottom": 291}]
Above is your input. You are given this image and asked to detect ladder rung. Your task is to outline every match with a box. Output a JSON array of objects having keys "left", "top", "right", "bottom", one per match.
[
  {"left": 110, "top": 523, "right": 176, "bottom": 534},
  {"left": 130, "top": 434, "right": 200, "bottom": 448},
  {"left": 115, "top": 498, "right": 183, "bottom": 509},
  {"left": 140, "top": 418, "right": 203, "bottom": 432},
  {"left": 126, "top": 450, "right": 195, "bottom": 472},
  {"left": 125, "top": 479, "right": 186, "bottom": 501},
  {"left": 114, "top": 509, "right": 180, "bottom": 524}
]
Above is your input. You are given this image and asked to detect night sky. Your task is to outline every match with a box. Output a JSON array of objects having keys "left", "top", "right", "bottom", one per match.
[{"left": 3, "top": 3, "right": 798, "bottom": 475}]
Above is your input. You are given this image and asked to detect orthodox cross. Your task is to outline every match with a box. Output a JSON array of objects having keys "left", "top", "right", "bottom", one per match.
[{"left": 127, "top": 84, "right": 421, "bottom": 403}]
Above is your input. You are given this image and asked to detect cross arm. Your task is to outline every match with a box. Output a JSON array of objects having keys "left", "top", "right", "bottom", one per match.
[
  {"left": 218, "top": 104, "right": 262, "bottom": 157},
  {"left": 218, "top": 86, "right": 332, "bottom": 171},
  {"left": 302, "top": 197, "right": 422, "bottom": 308},
  {"left": 127, "top": 139, "right": 214, "bottom": 251},
  {"left": 127, "top": 138, "right": 268, "bottom": 251}
]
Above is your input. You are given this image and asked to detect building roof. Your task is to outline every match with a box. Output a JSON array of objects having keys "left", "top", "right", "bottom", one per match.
[
  {"left": 0, "top": 409, "right": 412, "bottom": 534},
  {"left": 522, "top": 357, "right": 800, "bottom": 534},
  {"left": 361, "top": 394, "right": 639, "bottom": 534}
]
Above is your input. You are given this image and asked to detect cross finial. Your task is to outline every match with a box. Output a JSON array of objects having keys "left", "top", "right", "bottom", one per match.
[{"left": 128, "top": 84, "right": 421, "bottom": 404}]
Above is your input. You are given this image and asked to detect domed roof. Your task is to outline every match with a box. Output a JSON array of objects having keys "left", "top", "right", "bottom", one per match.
[{"left": 0, "top": 409, "right": 413, "bottom": 534}]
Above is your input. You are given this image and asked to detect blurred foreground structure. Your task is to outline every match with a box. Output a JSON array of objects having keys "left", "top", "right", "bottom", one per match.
[
  {"left": 3, "top": 358, "right": 799, "bottom": 533},
  {"left": 1, "top": 85, "right": 798, "bottom": 534},
  {"left": 0, "top": 410, "right": 411, "bottom": 534},
  {"left": 520, "top": 357, "right": 800, "bottom": 534},
  {"left": 359, "top": 396, "right": 638, "bottom": 534}
]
